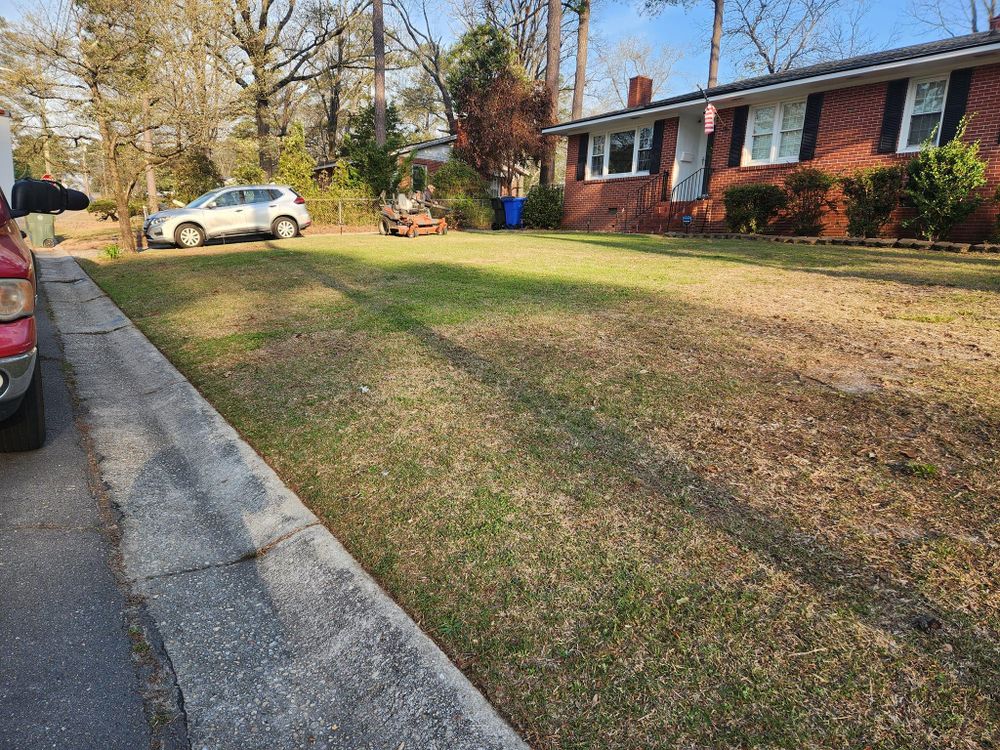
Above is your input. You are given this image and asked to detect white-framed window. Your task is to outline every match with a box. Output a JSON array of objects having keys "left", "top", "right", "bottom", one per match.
[
  {"left": 898, "top": 76, "right": 949, "bottom": 152},
  {"left": 587, "top": 125, "right": 655, "bottom": 179},
  {"left": 743, "top": 100, "right": 806, "bottom": 166}
]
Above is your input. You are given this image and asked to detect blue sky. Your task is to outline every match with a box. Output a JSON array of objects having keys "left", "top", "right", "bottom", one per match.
[
  {"left": 0, "top": 0, "right": 942, "bottom": 99},
  {"left": 588, "top": 0, "right": 940, "bottom": 97}
]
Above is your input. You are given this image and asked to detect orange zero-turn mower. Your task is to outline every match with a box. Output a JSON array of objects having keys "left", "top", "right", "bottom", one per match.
[{"left": 379, "top": 193, "right": 448, "bottom": 238}]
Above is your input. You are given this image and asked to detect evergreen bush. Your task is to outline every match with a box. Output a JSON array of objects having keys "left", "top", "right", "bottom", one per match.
[
  {"left": 840, "top": 165, "right": 907, "bottom": 237},
  {"left": 904, "top": 118, "right": 987, "bottom": 241},
  {"left": 783, "top": 167, "right": 836, "bottom": 235},
  {"left": 722, "top": 184, "right": 786, "bottom": 233},
  {"left": 522, "top": 185, "right": 564, "bottom": 229}
]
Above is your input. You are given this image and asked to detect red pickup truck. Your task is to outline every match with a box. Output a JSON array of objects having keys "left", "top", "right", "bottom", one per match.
[{"left": 0, "top": 179, "right": 88, "bottom": 451}]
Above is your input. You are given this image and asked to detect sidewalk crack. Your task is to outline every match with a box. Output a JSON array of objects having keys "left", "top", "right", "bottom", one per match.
[
  {"left": 135, "top": 521, "right": 322, "bottom": 582},
  {"left": 61, "top": 324, "right": 130, "bottom": 336}
]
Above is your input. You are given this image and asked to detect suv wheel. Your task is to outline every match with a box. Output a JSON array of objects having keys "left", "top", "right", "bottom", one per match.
[
  {"left": 175, "top": 223, "right": 205, "bottom": 248},
  {"left": 272, "top": 217, "right": 298, "bottom": 239},
  {"left": 0, "top": 363, "right": 45, "bottom": 452}
]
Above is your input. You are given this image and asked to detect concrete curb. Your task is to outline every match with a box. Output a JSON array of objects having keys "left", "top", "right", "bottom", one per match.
[{"left": 38, "top": 249, "right": 529, "bottom": 750}]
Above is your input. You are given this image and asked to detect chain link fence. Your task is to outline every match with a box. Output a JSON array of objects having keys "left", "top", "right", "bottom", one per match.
[{"left": 304, "top": 197, "right": 497, "bottom": 232}]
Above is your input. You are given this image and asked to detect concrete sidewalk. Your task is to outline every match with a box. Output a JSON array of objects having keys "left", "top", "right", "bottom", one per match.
[{"left": 39, "top": 248, "right": 528, "bottom": 750}]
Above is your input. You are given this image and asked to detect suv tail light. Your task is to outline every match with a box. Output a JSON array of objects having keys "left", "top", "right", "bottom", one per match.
[{"left": 294, "top": 196, "right": 306, "bottom": 205}]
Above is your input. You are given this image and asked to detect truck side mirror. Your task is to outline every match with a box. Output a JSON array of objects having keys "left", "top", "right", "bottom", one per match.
[{"left": 10, "top": 178, "right": 90, "bottom": 218}]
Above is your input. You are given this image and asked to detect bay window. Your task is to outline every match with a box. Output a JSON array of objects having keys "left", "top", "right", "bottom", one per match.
[
  {"left": 587, "top": 125, "right": 655, "bottom": 178},
  {"left": 744, "top": 100, "right": 806, "bottom": 165},
  {"left": 899, "top": 77, "right": 948, "bottom": 151}
]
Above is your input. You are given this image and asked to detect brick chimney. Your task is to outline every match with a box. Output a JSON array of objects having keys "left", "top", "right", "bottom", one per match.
[
  {"left": 991, "top": 14, "right": 1000, "bottom": 31},
  {"left": 627, "top": 76, "right": 653, "bottom": 108}
]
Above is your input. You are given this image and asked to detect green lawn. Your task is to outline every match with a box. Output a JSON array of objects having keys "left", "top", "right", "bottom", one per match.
[{"left": 83, "top": 232, "right": 1000, "bottom": 749}]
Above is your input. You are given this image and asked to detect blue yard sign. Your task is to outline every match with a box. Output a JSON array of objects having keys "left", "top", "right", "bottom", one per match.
[{"left": 682, "top": 215, "right": 693, "bottom": 225}]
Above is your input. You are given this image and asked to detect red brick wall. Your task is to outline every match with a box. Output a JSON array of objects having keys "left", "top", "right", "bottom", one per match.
[
  {"left": 561, "top": 63, "right": 1000, "bottom": 242},
  {"left": 562, "top": 118, "right": 678, "bottom": 231}
]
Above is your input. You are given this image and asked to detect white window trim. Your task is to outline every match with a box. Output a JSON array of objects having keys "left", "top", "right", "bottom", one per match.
[
  {"left": 742, "top": 99, "right": 806, "bottom": 167},
  {"left": 897, "top": 74, "right": 950, "bottom": 153},
  {"left": 586, "top": 126, "right": 655, "bottom": 180}
]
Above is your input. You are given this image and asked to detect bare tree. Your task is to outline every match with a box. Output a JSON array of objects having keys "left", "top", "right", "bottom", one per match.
[
  {"left": 570, "top": 0, "right": 589, "bottom": 118},
  {"left": 386, "top": 0, "right": 457, "bottom": 133},
  {"left": 726, "top": 0, "right": 873, "bottom": 74},
  {"left": 539, "top": 0, "right": 561, "bottom": 184},
  {"left": 909, "top": 0, "right": 997, "bottom": 35},
  {"left": 644, "top": 0, "right": 724, "bottom": 87},
  {"left": 223, "top": 0, "right": 367, "bottom": 175},
  {"left": 458, "top": 0, "right": 549, "bottom": 78},
  {"left": 6, "top": 0, "right": 183, "bottom": 251},
  {"left": 589, "top": 38, "right": 681, "bottom": 110}
]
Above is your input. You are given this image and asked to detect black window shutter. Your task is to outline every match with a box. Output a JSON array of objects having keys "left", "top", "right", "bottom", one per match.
[
  {"left": 940, "top": 68, "right": 974, "bottom": 144},
  {"left": 575, "top": 133, "right": 589, "bottom": 180},
  {"left": 877, "top": 78, "right": 909, "bottom": 153},
  {"left": 649, "top": 119, "right": 665, "bottom": 172},
  {"left": 798, "top": 92, "right": 825, "bottom": 161},
  {"left": 728, "top": 106, "right": 749, "bottom": 167}
]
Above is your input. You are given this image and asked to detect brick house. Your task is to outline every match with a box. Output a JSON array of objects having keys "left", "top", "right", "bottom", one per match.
[{"left": 542, "top": 25, "right": 1000, "bottom": 241}]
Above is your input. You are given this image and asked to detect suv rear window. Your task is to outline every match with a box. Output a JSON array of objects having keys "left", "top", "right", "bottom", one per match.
[{"left": 268, "top": 189, "right": 283, "bottom": 201}]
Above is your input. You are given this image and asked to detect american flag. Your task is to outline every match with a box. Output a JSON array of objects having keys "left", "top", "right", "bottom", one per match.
[{"left": 704, "top": 104, "right": 718, "bottom": 135}]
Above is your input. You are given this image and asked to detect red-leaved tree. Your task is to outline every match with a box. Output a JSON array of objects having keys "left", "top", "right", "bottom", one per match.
[{"left": 448, "top": 25, "right": 551, "bottom": 194}]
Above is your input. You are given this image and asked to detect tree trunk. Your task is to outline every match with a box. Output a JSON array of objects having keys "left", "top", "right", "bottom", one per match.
[
  {"left": 571, "top": 0, "right": 589, "bottom": 120},
  {"left": 327, "top": 84, "right": 341, "bottom": 158},
  {"left": 373, "top": 0, "right": 387, "bottom": 147},
  {"left": 708, "top": 0, "right": 723, "bottom": 88},
  {"left": 142, "top": 95, "right": 158, "bottom": 215},
  {"left": 540, "top": 0, "right": 562, "bottom": 185},
  {"left": 256, "top": 97, "right": 274, "bottom": 175},
  {"left": 98, "top": 119, "right": 136, "bottom": 253}
]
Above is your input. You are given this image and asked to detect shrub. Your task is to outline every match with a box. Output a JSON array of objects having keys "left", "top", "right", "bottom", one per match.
[
  {"left": 722, "top": 183, "right": 786, "bottom": 233},
  {"left": 522, "top": 185, "right": 563, "bottom": 229},
  {"left": 446, "top": 196, "right": 492, "bottom": 230},
  {"left": 87, "top": 199, "right": 143, "bottom": 221},
  {"left": 904, "top": 118, "right": 987, "bottom": 241},
  {"left": 432, "top": 156, "right": 489, "bottom": 199},
  {"left": 783, "top": 167, "right": 836, "bottom": 235},
  {"left": 840, "top": 165, "right": 907, "bottom": 237},
  {"left": 100, "top": 243, "right": 122, "bottom": 260},
  {"left": 171, "top": 147, "right": 223, "bottom": 203},
  {"left": 275, "top": 123, "right": 316, "bottom": 194}
]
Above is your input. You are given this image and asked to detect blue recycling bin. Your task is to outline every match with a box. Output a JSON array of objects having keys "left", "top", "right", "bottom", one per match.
[{"left": 501, "top": 196, "right": 527, "bottom": 228}]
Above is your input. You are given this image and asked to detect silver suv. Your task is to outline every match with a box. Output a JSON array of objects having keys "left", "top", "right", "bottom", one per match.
[{"left": 144, "top": 185, "right": 312, "bottom": 248}]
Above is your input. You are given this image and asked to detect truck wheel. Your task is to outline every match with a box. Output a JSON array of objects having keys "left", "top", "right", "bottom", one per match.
[
  {"left": 0, "top": 363, "right": 45, "bottom": 452},
  {"left": 272, "top": 217, "right": 298, "bottom": 239},
  {"left": 175, "top": 223, "right": 205, "bottom": 248}
]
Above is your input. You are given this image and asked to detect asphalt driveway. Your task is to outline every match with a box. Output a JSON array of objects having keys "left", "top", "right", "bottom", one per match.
[{"left": 0, "top": 300, "right": 151, "bottom": 749}]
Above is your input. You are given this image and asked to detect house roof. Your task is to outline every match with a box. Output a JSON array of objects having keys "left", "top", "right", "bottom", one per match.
[
  {"left": 395, "top": 134, "right": 457, "bottom": 155},
  {"left": 312, "top": 134, "right": 457, "bottom": 173},
  {"left": 543, "top": 28, "right": 1000, "bottom": 134}
]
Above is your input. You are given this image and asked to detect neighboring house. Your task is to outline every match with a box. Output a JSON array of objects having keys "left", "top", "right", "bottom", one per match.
[
  {"left": 543, "top": 22, "right": 1000, "bottom": 241},
  {"left": 312, "top": 135, "right": 456, "bottom": 192},
  {"left": 312, "top": 134, "right": 525, "bottom": 197},
  {"left": 397, "top": 135, "right": 457, "bottom": 191}
]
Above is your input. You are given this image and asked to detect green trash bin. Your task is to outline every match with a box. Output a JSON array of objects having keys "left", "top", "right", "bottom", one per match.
[{"left": 26, "top": 213, "right": 56, "bottom": 248}]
